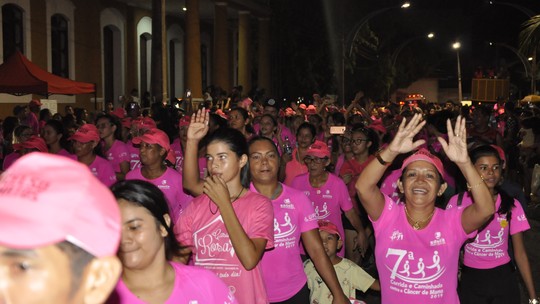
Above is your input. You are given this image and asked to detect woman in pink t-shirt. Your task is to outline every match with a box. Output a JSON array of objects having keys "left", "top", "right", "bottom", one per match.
[
  {"left": 108, "top": 180, "right": 237, "bottom": 304},
  {"left": 446, "top": 145, "right": 537, "bottom": 303},
  {"left": 281, "top": 122, "right": 315, "bottom": 185},
  {"left": 228, "top": 107, "right": 254, "bottom": 139},
  {"left": 355, "top": 114, "right": 495, "bottom": 304},
  {"left": 42, "top": 119, "right": 74, "bottom": 158},
  {"left": 177, "top": 109, "right": 274, "bottom": 304},
  {"left": 96, "top": 114, "right": 130, "bottom": 180},
  {"left": 248, "top": 136, "right": 350, "bottom": 304}
]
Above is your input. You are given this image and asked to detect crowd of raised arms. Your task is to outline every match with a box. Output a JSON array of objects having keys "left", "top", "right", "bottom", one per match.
[{"left": 0, "top": 91, "right": 539, "bottom": 304}]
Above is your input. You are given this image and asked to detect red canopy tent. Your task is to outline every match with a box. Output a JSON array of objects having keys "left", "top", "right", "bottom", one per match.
[{"left": 0, "top": 51, "right": 97, "bottom": 107}]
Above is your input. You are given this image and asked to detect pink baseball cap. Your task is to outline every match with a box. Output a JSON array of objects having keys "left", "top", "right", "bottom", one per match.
[
  {"left": 138, "top": 117, "right": 157, "bottom": 130},
  {"left": 0, "top": 152, "right": 121, "bottom": 257},
  {"left": 401, "top": 148, "right": 444, "bottom": 176},
  {"left": 29, "top": 99, "right": 42, "bottom": 107},
  {"left": 490, "top": 144, "right": 506, "bottom": 166},
  {"left": 179, "top": 115, "right": 191, "bottom": 127},
  {"left": 13, "top": 136, "right": 48, "bottom": 152},
  {"left": 318, "top": 220, "right": 341, "bottom": 239},
  {"left": 111, "top": 107, "right": 126, "bottom": 119},
  {"left": 132, "top": 128, "right": 175, "bottom": 164},
  {"left": 306, "top": 140, "right": 331, "bottom": 158},
  {"left": 306, "top": 105, "right": 317, "bottom": 115},
  {"left": 69, "top": 124, "right": 100, "bottom": 143},
  {"left": 299, "top": 104, "right": 307, "bottom": 110}
]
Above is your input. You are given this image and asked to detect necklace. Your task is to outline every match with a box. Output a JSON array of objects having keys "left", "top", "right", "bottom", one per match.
[
  {"left": 209, "top": 188, "right": 245, "bottom": 215},
  {"left": 270, "top": 183, "right": 282, "bottom": 200},
  {"left": 404, "top": 206, "right": 435, "bottom": 230}
]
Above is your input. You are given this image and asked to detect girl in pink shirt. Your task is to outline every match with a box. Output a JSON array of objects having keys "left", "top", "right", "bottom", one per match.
[
  {"left": 108, "top": 180, "right": 237, "bottom": 304},
  {"left": 355, "top": 114, "right": 495, "bottom": 304},
  {"left": 248, "top": 136, "right": 350, "bottom": 303},
  {"left": 42, "top": 119, "right": 74, "bottom": 158},
  {"left": 281, "top": 122, "right": 315, "bottom": 185},
  {"left": 96, "top": 114, "right": 130, "bottom": 180},
  {"left": 446, "top": 145, "right": 537, "bottom": 303},
  {"left": 177, "top": 110, "right": 274, "bottom": 304}
]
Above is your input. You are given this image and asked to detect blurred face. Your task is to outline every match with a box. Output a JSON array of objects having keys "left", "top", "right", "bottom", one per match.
[
  {"left": 308, "top": 115, "right": 321, "bottom": 128},
  {"left": 73, "top": 140, "right": 96, "bottom": 158},
  {"left": 42, "top": 125, "right": 61, "bottom": 146},
  {"left": 228, "top": 110, "right": 247, "bottom": 131},
  {"left": 350, "top": 132, "right": 371, "bottom": 155},
  {"left": 206, "top": 141, "right": 246, "bottom": 184},
  {"left": 178, "top": 126, "right": 188, "bottom": 144},
  {"left": 340, "top": 132, "right": 352, "bottom": 153},
  {"left": 17, "top": 129, "right": 33, "bottom": 143},
  {"left": 296, "top": 128, "right": 314, "bottom": 149},
  {"left": 319, "top": 230, "right": 341, "bottom": 258},
  {"left": 118, "top": 199, "right": 167, "bottom": 271},
  {"left": 398, "top": 161, "right": 445, "bottom": 206},
  {"left": 263, "top": 106, "right": 278, "bottom": 119},
  {"left": 305, "top": 155, "right": 329, "bottom": 176},
  {"left": 0, "top": 245, "right": 78, "bottom": 304},
  {"left": 259, "top": 116, "right": 276, "bottom": 137},
  {"left": 249, "top": 140, "right": 279, "bottom": 184},
  {"left": 139, "top": 142, "right": 165, "bottom": 166},
  {"left": 96, "top": 118, "right": 115, "bottom": 139},
  {"left": 473, "top": 155, "right": 501, "bottom": 190}
]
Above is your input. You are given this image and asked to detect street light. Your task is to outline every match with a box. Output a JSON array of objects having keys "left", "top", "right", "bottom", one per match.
[
  {"left": 453, "top": 42, "right": 463, "bottom": 102},
  {"left": 489, "top": 42, "right": 535, "bottom": 94}
]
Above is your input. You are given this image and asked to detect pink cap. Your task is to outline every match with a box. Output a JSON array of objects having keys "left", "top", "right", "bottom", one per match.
[
  {"left": 29, "top": 99, "right": 42, "bottom": 107},
  {"left": 179, "top": 115, "right": 191, "bottom": 127},
  {"left": 306, "top": 140, "right": 331, "bottom": 158},
  {"left": 69, "top": 124, "right": 100, "bottom": 143},
  {"left": 215, "top": 109, "right": 228, "bottom": 120},
  {"left": 284, "top": 107, "right": 296, "bottom": 117},
  {"left": 401, "top": 148, "right": 444, "bottom": 176},
  {"left": 306, "top": 105, "right": 317, "bottom": 115},
  {"left": 13, "top": 136, "right": 48, "bottom": 152},
  {"left": 0, "top": 153, "right": 121, "bottom": 257},
  {"left": 490, "top": 144, "right": 506, "bottom": 165},
  {"left": 132, "top": 128, "right": 175, "bottom": 164},
  {"left": 299, "top": 104, "right": 307, "bottom": 110},
  {"left": 121, "top": 117, "right": 132, "bottom": 129},
  {"left": 139, "top": 117, "right": 157, "bottom": 130},
  {"left": 369, "top": 119, "right": 387, "bottom": 134},
  {"left": 318, "top": 220, "right": 341, "bottom": 239},
  {"left": 111, "top": 108, "right": 126, "bottom": 119}
]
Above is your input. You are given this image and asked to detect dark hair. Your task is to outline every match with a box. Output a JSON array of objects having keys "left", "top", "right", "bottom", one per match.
[
  {"left": 56, "top": 240, "right": 94, "bottom": 296},
  {"left": 2, "top": 116, "right": 18, "bottom": 141},
  {"left": 296, "top": 122, "right": 316, "bottom": 138},
  {"left": 13, "top": 125, "right": 32, "bottom": 140},
  {"left": 207, "top": 127, "right": 250, "bottom": 188},
  {"left": 350, "top": 124, "right": 379, "bottom": 155},
  {"left": 95, "top": 113, "right": 123, "bottom": 140},
  {"left": 229, "top": 107, "right": 254, "bottom": 134},
  {"left": 469, "top": 145, "right": 513, "bottom": 215},
  {"left": 110, "top": 180, "right": 182, "bottom": 260},
  {"left": 209, "top": 113, "right": 228, "bottom": 130},
  {"left": 45, "top": 119, "right": 68, "bottom": 149},
  {"left": 328, "top": 112, "right": 346, "bottom": 126},
  {"left": 248, "top": 136, "right": 280, "bottom": 155}
]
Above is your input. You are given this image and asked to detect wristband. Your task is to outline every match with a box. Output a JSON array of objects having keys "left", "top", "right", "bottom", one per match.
[
  {"left": 376, "top": 151, "right": 390, "bottom": 166},
  {"left": 530, "top": 299, "right": 539, "bottom": 304}
]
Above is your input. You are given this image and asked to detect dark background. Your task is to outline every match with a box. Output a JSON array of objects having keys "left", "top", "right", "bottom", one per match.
[{"left": 266, "top": 0, "right": 540, "bottom": 103}]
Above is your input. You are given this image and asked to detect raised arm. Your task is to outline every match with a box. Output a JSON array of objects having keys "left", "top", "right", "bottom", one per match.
[
  {"left": 438, "top": 116, "right": 494, "bottom": 233},
  {"left": 182, "top": 108, "right": 209, "bottom": 196},
  {"left": 355, "top": 114, "right": 426, "bottom": 221}
]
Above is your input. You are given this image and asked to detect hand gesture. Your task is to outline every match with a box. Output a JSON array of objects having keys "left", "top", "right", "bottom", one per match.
[
  {"left": 187, "top": 108, "right": 209, "bottom": 141},
  {"left": 438, "top": 115, "right": 469, "bottom": 165},
  {"left": 203, "top": 175, "right": 232, "bottom": 210},
  {"left": 387, "top": 113, "right": 426, "bottom": 154}
]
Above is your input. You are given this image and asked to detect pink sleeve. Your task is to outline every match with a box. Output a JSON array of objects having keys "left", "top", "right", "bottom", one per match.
[
  {"left": 246, "top": 195, "right": 275, "bottom": 249},
  {"left": 117, "top": 142, "right": 130, "bottom": 163},
  {"left": 510, "top": 200, "right": 531, "bottom": 235},
  {"left": 296, "top": 192, "right": 318, "bottom": 233},
  {"left": 174, "top": 204, "right": 194, "bottom": 247},
  {"left": 335, "top": 175, "right": 353, "bottom": 212},
  {"left": 99, "top": 161, "right": 117, "bottom": 187}
]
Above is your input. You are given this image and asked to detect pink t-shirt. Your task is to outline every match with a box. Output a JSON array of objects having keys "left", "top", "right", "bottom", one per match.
[
  {"left": 2, "top": 152, "right": 19, "bottom": 171},
  {"left": 372, "top": 195, "right": 475, "bottom": 304},
  {"left": 340, "top": 156, "right": 375, "bottom": 199},
  {"left": 87, "top": 155, "right": 117, "bottom": 187},
  {"left": 175, "top": 191, "right": 274, "bottom": 304},
  {"left": 284, "top": 148, "right": 308, "bottom": 186},
  {"left": 290, "top": 173, "right": 353, "bottom": 257},
  {"left": 56, "top": 148, "right": 76, "bottom": 159},
  {"left": 333, "top": 154, "right": 346, "bottom": 175},
  {"left": 446, "top": 192, "right": 530, "bottom": 269},
  {"left": 251, "top": 183, "right": 318, "bottom": 302},
  {"left": 107, "top": 262, "right": 237, "bottom": 304},
  {"left": 170, "top": 138, "right": 183, "bottom": 169},
  {"left": 105, "top": 140, "right": 130, "bottom": 172},
  {"left": 126, "top": 140, "right": 141, "bottom": 171},
  {"left": 253, "top": 123, "right": 296, "bottom": 147},
  {"left": 380, "top": 169, "right": 402, "bottom": 202},
  {"left": 126, "top": 167, "right": 193, "bottom": 223}
]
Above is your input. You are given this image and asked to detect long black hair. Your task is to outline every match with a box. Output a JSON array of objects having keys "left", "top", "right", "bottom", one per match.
[
  {"left": 206, "top": 127, "right": 250, "bottom": 188},
  {"left": 469, "top": 145, "right": 514, "bottom": 215},
  {"left": 110, "top": 179, "right": 183, "bottom": 260}
]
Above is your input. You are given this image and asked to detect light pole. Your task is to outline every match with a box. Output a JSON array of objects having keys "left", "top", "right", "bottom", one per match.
[{"left": 453, "top": 42, "right": 463, "bottom": 102}]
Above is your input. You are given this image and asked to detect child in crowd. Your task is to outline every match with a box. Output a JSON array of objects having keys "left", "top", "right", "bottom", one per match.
[{"left": 304, "top": 220, "right": 380, "bottom": 304}]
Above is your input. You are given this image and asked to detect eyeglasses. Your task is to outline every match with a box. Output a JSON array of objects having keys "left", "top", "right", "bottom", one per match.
[
  {"left": 350, "top": 138, "right": 369, "bottom": 145},
  {"left": 304, "top": 156, "right": 328, "bottom": 164}
]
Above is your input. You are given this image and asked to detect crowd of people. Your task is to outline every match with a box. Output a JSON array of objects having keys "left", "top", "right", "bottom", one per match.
[{"left": 0, "top": 90, "right": 539, "bottom": 304}]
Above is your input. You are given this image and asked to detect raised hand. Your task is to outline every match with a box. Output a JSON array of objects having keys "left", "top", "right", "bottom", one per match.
[
  {"left": 438, "top": 115, "right": 468, "bottom": 165},
  {"left": 187, "top": 108, "right": 209, "bottom": 141},
  {"left": 387, "top": 113, "right": 426, "bottom": 154}
]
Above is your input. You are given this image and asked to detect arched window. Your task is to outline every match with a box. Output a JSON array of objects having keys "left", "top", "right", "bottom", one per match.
[
  {"left": 2, "top": 4, "right": 24, "bottom": 58},
  {"left": 51, "top": 14, "right": 69, "bottom": 77}
]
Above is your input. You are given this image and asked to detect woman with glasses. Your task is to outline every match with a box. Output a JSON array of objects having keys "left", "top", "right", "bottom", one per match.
[{"left": 291, "top": 141, "right": 368, "bottom": 258}]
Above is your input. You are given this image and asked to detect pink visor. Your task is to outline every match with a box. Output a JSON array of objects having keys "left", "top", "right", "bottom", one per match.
[
  {"left": 179, "top": 115, "right": 191, "bottom": 127},
  {"left": 0, "top": 153, "right": 121, "bottom": 257},
  {"left": 306, "top": 140, "right": 331, "bottom": 158},
  {"left": 132, "top": 128, "right": 175, "bottom": 164},
  {"left": 318, "top": 220, "right": 341, "bottom": 239},
  {"left": 13, "top": 136, "right": 48, "bottom": 152},
  {"left": 401, "top": 148, "right": 444, "bottom": 176},
  {"left": 68, "top": 124, "right": 100, "bottom": 143}
]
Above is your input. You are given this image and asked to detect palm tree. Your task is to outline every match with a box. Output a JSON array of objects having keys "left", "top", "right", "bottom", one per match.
[{"left": 519, "top": 15, "right": 540, "bottom": 56}]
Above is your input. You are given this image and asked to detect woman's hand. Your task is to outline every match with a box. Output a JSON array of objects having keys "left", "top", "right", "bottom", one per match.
[
  {"left": 438, "top": 115, "right": 469, "bottom": 165},
  {"left": 203, "top": 175, "right": 232, "bottom": 210},
  {"left": 387, "top": 113, "right": 426, "bottom": 154},
  {"left": 188, "top": 108, "right": 209, "bottom": 141}
]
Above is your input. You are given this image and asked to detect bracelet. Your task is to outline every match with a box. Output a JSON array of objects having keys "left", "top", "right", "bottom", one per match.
[
  {"left": 376, "top": 151, "right": 391, "bottom": 166},
  {"left": 466, "top": 179, "right": 485, "bottom": 191},
  {"left": 529, "top": 299, "right": 539, "bottom": 304}
]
